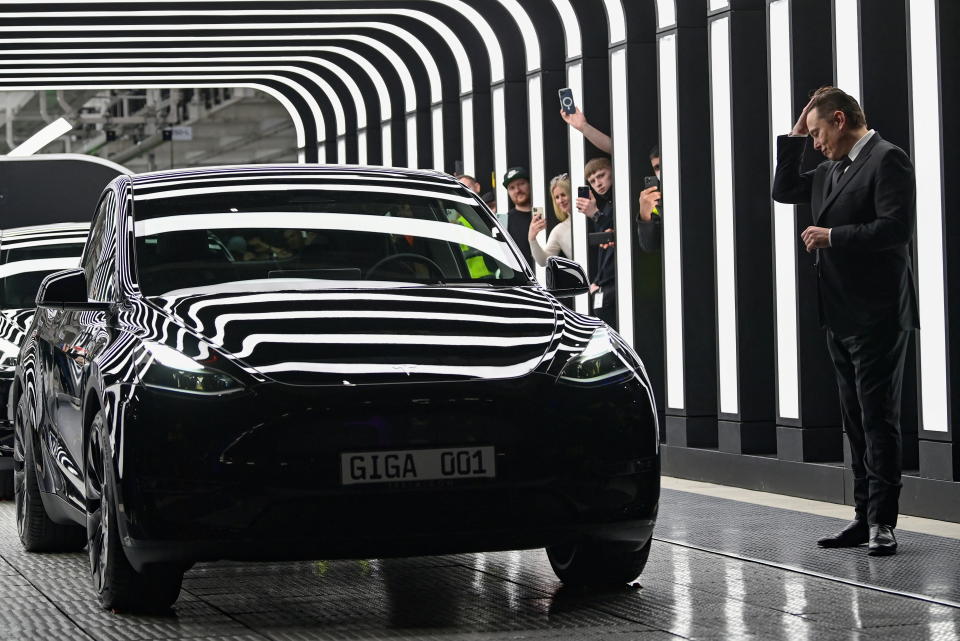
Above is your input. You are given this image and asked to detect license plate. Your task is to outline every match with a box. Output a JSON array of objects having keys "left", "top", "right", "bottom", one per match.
[{"left": 340, "top": 446, "right": 496, "bottom": 485}]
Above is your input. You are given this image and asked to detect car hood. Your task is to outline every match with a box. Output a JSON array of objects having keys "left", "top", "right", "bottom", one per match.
[{"left": 144, "top": 287, "right": 565, "bottom": 386}]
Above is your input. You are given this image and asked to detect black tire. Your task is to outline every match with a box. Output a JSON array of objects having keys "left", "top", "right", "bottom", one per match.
[
  {"left": 86, "top": 411, "right": 183, "bottom": 613},
  {"left": 14, "top": 395, "right": 86, "bottom": 552},
  {"left": 547, "top": 538, "right": 652, "bottom": 587},
  {"left": 0, "top": 469, "right": 13, "bottom": 500}
]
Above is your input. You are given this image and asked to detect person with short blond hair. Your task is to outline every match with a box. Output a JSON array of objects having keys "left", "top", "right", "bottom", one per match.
[{"left": 576, "top": 157, "right": 616, "bottom": 328}]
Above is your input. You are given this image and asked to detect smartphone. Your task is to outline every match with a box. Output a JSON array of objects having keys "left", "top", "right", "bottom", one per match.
[
  {"left": 588, "top": 231, "right": 615, "bottom": 246},
  {"left": 532, "top": 206, "right": 545, "bottom": 221},
  {"left": 558, "top": 88, "right": 576, "bottom": 115},
  {"left": 643, "top": 175, "right": 660, "bottom": 191},
  {"left": 577, "top": 185, "right": 591, "bottom": 199}
]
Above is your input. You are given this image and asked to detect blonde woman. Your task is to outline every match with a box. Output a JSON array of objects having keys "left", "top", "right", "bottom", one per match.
[{"left": 528, "top": 173, "right": 573, "bottom": 266}]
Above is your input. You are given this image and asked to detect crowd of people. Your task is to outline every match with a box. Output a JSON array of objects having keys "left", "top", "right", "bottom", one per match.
[{"left": 453, "top": 109, "right": 661, "bottom": 329}]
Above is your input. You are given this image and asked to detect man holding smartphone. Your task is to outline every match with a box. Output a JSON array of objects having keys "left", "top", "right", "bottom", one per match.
[
  {"left": 636, "top": 146, "right": 663, "bottom": 253},
  {"left": 577, "top": 157, "right": 617, "bottom": 328}
]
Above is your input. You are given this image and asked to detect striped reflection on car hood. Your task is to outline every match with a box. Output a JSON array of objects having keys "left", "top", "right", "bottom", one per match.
[{"left": 148, "top": 285, "right": 562, "bottom": 386}]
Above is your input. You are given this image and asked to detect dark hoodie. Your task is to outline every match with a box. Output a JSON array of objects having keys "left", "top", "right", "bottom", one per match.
[{"left": 590, "top": 186, "right": 616, "bottom": 290}]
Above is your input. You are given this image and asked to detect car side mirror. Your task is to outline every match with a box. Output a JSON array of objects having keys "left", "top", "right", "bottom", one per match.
[
  {"left": 545, "top": 256, "right": 589, "bottom": 298},
  {"left": 36, "top": 268, "right": 111, "bottom": 311}
]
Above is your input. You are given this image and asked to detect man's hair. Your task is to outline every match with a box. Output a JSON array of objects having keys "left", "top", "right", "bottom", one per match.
[
  {"left": 649, "top": 145, "right": 659, "bottom": 159},
  {"left": 584, "top": 156, "right": 612, "bottom": 179},
  {"left": 809, "top": 86, "right": 866, "bottom": 129}
]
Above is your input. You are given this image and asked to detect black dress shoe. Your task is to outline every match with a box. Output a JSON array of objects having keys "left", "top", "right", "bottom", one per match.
[
  {"left": 868, "top": 525, "right": 897, "bottom": 556},
  {"left": 817, "top": 520, "right": 869, "bottom": 548}
]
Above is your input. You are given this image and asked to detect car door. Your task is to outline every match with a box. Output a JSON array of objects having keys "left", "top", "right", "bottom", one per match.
[{"left": 50, "top": 193, "right": 115, "bottom": 501}]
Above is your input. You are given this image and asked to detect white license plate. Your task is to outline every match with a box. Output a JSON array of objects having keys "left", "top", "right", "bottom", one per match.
[{"left": 341, "top": 446, "right": 496, "bottom": 485}]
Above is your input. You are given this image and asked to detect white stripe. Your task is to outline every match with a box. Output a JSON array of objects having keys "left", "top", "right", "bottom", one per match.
[
  {"left": 134, "top": 211, "right": 522, "bottom": 272},
  {"left": 131, "top": 182, "right": 475, "bottom": 204},
  {"left": 0, "top": 238, "right": 86, "bottom": 251},
  {"left": 247, "top": 353, "right": 546, "bottom": 378},
  {"left": 232, "top": 332, "right": 551, "bottom": 358},
  {"left": 0, "top": 257, "right": 79, "bottom": 278},
  {"left": 133, "top": 173, "right": 457, "bottom": 191}
]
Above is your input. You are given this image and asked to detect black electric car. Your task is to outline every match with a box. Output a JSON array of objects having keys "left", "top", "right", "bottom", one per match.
[
  {"left": 0, "top": 155, "right": 127, "bottom": 498},
  {"left": 13, "top": 165, "right": 659, "bottom": 612}
]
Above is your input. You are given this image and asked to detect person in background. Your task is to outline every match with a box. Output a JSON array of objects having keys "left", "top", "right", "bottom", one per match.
[
  {"left": 576, "top": 157, "right": 617, "bottom": 328},
  {"left": 636, "top": 145, "right": 663, "bottom": 252},
  {"left": 502, "top": 166, "right": 535, "bottom": 269},
  {"left": 528, "top": 173, "right": 573, "bottom": 266},
  {"left": 481, "top": 191, "right": 497, "bottom": 214},
  {"left": 457, "top": 174, "right": 482, "bottom": 195},
  {"left": 560, "top": 107, "right": 612, "bottom": 155}
]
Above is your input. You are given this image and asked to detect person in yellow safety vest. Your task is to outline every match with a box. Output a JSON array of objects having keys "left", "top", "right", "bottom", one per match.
[{"left": 453, "top": 214, "right": 494, "bottom": 278}]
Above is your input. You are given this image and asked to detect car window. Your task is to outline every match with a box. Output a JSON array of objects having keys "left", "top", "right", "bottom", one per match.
[
  {"left": 131, "top": 188, "right": 531, "bottom": 297},
  {"left": 0, "top": 224, "right": 88, "bottom": 309}
]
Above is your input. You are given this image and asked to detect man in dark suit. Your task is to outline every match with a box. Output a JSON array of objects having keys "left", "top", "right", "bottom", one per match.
[{"left": 772, "top": 86, "right": 918, "bottom": 557}]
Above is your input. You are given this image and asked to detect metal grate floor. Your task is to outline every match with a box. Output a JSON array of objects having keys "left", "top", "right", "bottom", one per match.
[{"left": 1, "top": 489, "right": 958, "bottom": 640}]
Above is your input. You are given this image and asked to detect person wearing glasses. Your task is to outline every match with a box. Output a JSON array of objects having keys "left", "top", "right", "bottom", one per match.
[{"left": 527, "top": 173, "right": 573, "bottom": 267}]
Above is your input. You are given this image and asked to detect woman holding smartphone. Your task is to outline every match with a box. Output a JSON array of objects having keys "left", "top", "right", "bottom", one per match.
[{"left": 528, "top": 173, "right": 574, "bottom": 266}]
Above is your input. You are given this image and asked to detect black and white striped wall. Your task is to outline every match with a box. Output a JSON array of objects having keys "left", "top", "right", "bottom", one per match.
[{"left": 1, "top": 0, "right": 957, "bottom": 520}]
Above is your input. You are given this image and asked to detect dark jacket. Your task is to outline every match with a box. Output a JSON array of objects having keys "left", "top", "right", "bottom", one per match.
[
  {"left": 591, "top": 190, "right": 616, "bottom": 290},
  {"left": 636, "top": 208, "right": 661, "bottom": 253},
  {"left": 772, "top": 133, "right": 918, "bottom": 335},
  {"left": 505, "top": 207, "right": 534, "bottom": 269}
]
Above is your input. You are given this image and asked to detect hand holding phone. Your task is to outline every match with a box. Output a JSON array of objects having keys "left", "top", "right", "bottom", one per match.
[
  {"left": 528, "top": 207, "right": 547, "bottom": 240},
  {"left": 638, "top": 176, "right": 662, "bottom": 222},
  {"left": 577, "top": 188, "right": 597, "bottom": 217}
]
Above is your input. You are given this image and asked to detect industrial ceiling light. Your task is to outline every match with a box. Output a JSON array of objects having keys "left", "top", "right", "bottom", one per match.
[{"left": 7, "top": 116, "right": 73, "bottom": 156}]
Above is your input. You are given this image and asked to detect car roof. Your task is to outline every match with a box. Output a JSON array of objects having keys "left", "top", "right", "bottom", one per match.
[{"left": 128, "top": 164, "right": 462, "bottom": 189}]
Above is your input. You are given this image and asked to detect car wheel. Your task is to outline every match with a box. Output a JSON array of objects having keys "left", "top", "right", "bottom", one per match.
[
  {"left": 14, "top": 395, "right": 86, "bottom": 552},
  {"left": 86, "top": 411, "right": 183, "bottom": 613},
  {"left": 546, "top": 538, "right": 652, "bottom": 587}
]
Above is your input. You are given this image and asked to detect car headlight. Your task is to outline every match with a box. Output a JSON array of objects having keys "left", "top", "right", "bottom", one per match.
[
  {"left": 141, "top": 341, "right": 243, "bottom": 395},
  {"left": 557, "top": 327, "right": 634, "bottom": 386}
]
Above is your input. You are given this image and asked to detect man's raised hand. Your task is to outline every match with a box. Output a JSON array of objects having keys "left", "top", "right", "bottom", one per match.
[{"left": 791, "top": 97, "right": 816, "bottom": 136}]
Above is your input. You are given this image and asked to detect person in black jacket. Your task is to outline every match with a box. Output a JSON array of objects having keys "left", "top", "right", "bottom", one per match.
[
  {"left": 636, "top": 146, "right": 662, "bottom": 252},
  {"left": 576, "top": 157, "right": 617, "bottom": 328},
  {"left": 772, "top": 86, "right": 918, "bottom": 557},
  {"left": 502, "top": 167, "right": 535, "bottom": 269}
]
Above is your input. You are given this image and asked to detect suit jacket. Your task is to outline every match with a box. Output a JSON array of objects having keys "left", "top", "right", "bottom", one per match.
[{"left": 772, "top": 133, "right": 918, "bottom": 336}]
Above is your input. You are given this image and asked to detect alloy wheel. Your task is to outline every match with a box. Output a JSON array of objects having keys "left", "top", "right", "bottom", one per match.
[{"left": 13, "top": 395, "right": 27, "bottom": 540}]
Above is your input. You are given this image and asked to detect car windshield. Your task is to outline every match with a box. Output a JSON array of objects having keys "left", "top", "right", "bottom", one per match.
[
  {"left": 0, "top": 224, "right": 88, "bottom": 309},
  {"left": 132, "top": 186, "right": 531, "bottom": 297}
]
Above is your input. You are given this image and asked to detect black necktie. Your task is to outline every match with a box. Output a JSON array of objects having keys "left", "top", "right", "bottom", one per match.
[{"left": 832, "top": 157, "right": 851, "bottom": 190}]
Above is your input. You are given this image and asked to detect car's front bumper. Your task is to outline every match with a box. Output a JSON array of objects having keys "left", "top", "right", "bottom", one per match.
[{"left": 113, "top": 374, "right": 660, "bottom": 568}]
